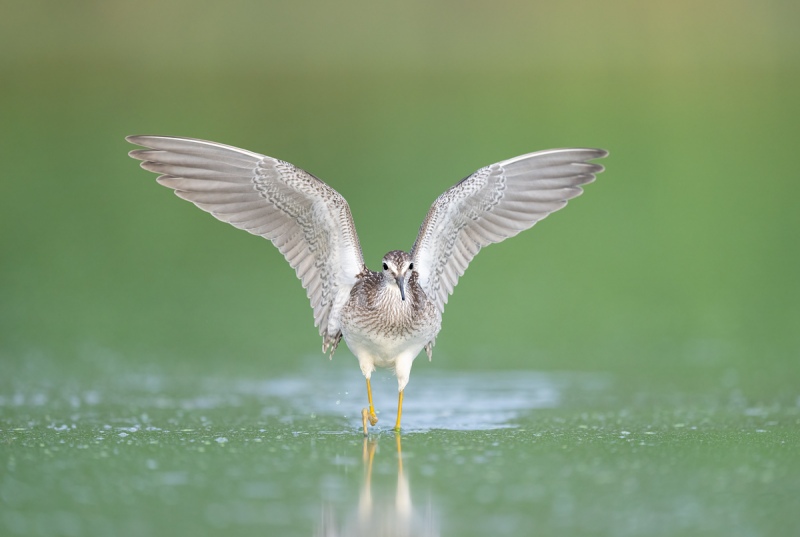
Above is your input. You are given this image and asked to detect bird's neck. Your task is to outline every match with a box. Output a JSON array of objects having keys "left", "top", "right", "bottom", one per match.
[{"left": 379, "top": 273, "right": 423, "bottom": 310}]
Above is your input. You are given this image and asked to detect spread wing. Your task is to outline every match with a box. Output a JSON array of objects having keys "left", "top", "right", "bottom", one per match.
[
  {"left": 411, "top": 148, "right": 608, "bottom": 313},
  {"left": 127, "top": 135, "right": 366, "bottom": 349}
]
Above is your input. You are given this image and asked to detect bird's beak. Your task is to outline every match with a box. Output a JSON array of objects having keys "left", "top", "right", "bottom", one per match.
[{"left": 396, "top": 275, "right": 406, "bottom": 301}]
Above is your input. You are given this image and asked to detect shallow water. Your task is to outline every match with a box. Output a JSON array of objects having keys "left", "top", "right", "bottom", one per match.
[{"left": 2, "top": 359, "right": 798, "bottom": 537}]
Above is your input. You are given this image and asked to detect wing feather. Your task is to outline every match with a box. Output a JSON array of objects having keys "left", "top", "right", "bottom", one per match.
[
  {"left": 411, "top": 148, "right": 607, "bottom": 312},
  {"left": 127, "top": 135, "right": 366, "bottom": 347},
  {"left": 157, "top": 177, "right": 255, "bottom": 193}
]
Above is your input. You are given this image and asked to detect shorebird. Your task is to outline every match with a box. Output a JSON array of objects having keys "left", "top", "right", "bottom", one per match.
[{"left": 127, "top": 135, "right": 607, "bottom": 433}]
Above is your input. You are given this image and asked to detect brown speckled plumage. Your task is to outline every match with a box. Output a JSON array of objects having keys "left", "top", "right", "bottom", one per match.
[
  {"left": 341, "top": 250, "right": 440, "bottom": 387},
  {"left": 127, "top": 135, "right": 607, "bottom": 428}
]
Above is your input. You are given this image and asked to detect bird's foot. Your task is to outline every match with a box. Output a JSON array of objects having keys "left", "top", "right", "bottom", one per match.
[{"left": 361, "top": 407, "right": 379, "bottom": 435}]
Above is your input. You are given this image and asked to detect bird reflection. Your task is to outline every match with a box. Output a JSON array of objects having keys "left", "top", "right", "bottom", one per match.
[{"left": 316, "top": 434, "right": 438, "bottom": 537}]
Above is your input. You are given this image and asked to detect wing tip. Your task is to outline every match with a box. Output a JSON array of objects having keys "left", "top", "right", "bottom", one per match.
[
  {"left": 125, "top": 134, "right": 266, "bottom": 161},
  {"left": 564, "top": 147, "right": 609, "bottom": 160},
  {"left": 127, "top": 148, "right": 151, "bottom": 161},
  {"left": 126, "top": 134, "right": 162, "bottom": 146},
  {"left": 501, "top": 147, "right": 609, "bottom": 165}
]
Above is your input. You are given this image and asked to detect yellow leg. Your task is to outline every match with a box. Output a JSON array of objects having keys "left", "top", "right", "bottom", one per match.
[
  {"left": 394, "top": 390, "right": 404, "bottom": 432},
  {"left": 361, "top": 408, "right": 369, "bottom": 436},
  {"left": 365, "top": 378, "right": 378, "bottom": 426}
]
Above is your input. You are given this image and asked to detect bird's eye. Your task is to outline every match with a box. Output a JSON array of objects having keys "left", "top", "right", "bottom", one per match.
[
  {"left": 409, "top": 263, "right": 414, "bottom": 270},
  {"left": 383, "top": 263, "right": 388, "bottom": 270}
]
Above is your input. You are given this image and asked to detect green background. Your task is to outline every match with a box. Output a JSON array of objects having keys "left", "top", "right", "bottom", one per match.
[{"left": 1, "top": 1, "right": 798, "bottom": 536}]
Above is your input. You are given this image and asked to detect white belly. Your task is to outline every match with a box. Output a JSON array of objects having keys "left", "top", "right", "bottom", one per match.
[
  {"left": 340, "top": 304, "right": 441, "bottom": 391},
  {"left": 339, "top": 274, "right": 442, "bottom": 390},
  {"left": 342, "top": 324, "right": 433, "bottom": 369}
]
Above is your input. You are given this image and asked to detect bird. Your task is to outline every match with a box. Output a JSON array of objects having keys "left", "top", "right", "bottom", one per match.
[{"left": 126, "top": 135, "right": 607, "bottom": 433}]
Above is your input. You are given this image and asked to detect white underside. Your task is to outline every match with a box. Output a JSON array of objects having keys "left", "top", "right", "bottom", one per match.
[
  {"left": 339, "top": 274, "right": 442, "bottom": 392},
  {"left": 342, "top": 327, "right": 433, "bottom": 392}
]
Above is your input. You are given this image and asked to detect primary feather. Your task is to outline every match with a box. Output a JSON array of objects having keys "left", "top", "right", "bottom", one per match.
[
  {"left": 411, "top": 148, "right": 608, "bottom": 313},
  {"left": 126, "top": 135, "right": 366, "bottom": 351}
]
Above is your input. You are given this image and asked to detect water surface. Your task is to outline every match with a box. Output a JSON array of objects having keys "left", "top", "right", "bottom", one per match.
[{"left": 3, "top": 359, "right": 797, "bottom": 537}]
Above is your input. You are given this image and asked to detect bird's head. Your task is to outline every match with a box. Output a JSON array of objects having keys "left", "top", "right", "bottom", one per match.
[{"left": 381, "top": 250, "right": 414, "bottom": 301}]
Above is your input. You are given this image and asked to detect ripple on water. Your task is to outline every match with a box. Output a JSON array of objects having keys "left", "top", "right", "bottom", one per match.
[
  {"left": 2, "top": 361, "right": 610, "bottom": 432},
  {"left": 228, "top": 368, "right": 609, "bottom": 431}
]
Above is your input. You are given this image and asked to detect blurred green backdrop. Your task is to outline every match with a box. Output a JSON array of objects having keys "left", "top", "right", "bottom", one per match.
[
  {"left": 1, "top": 0, "right": 798, "bottom": 394},
  {"left": 2, "top": 2, "right": 800, "bottom": 536}
]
